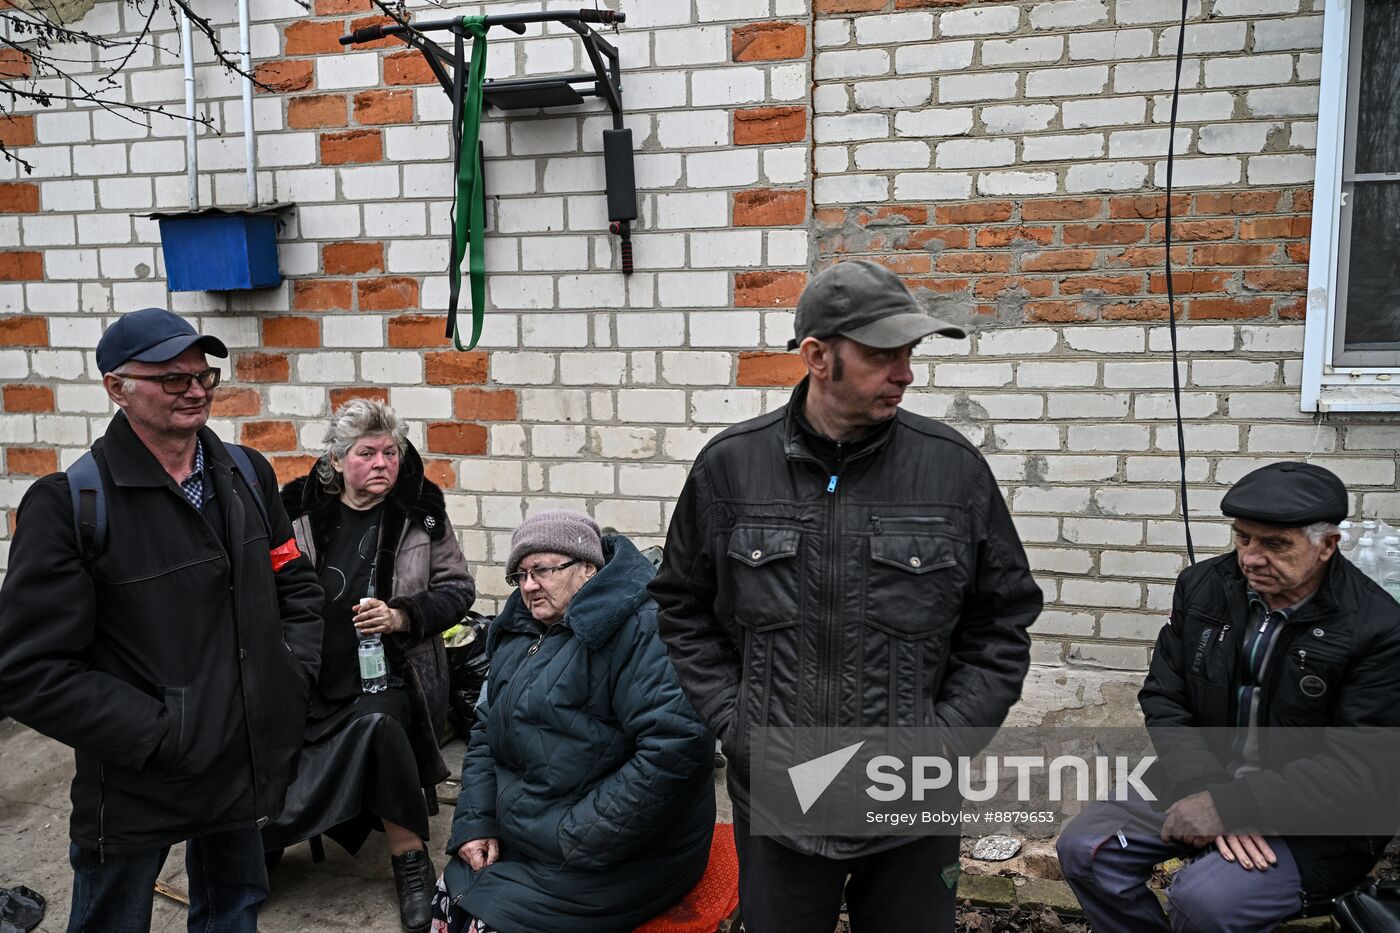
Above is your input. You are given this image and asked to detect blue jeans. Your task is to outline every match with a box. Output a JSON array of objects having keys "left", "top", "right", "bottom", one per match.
[{"left": 67, "top": 826, "right": 268, "bottom": 933}]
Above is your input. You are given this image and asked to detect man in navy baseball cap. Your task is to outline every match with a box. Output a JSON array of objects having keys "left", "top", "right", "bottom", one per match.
[{"left": 95, "top": 307, "right": 228, "bottom": 375}]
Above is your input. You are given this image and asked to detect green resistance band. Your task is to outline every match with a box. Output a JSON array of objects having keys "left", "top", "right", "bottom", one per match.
[{"left": 448, "top": 16, "right": 488, "bottom": 351}]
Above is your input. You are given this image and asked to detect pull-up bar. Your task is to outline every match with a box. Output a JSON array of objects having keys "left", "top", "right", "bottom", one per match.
[{"left": 340, "top": 9, "right": 636, "bottom": 350}]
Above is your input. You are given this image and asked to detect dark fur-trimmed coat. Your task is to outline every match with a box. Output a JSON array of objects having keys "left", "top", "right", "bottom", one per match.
[{"left": 282, "top": 441, "right": 475, "bottom": 791}]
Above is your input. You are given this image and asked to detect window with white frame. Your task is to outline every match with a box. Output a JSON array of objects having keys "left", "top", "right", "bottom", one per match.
[{"left": 1302, "top": 0, "right": 1400, "bottom": 411}]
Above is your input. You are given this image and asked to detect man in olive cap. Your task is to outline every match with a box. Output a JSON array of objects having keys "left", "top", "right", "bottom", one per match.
[
  {"left": 0, "top": 308, "right": 322, "bottom": 932},
  {"left": 1058, "top": 461, "right": 1400, "bottom": 931},
  {"left": 651, "top": 260, "right": 1043, "bottom": 932}
]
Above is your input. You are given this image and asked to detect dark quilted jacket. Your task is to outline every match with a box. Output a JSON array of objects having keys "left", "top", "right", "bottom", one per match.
[{"left": 444, "top": 535, "right": 715, "bottom": 933}]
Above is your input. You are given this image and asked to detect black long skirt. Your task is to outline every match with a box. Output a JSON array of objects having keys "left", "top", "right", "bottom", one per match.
[{"left": 261, "top": 687, "right": 430, "bottom": 855}]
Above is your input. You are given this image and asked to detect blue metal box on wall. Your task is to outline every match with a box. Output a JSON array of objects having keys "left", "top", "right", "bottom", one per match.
[{"left": 147, "top": 204, "right": 291, "bottom": 292}]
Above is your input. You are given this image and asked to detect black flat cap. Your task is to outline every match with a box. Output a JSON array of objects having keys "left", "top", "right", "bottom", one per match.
[{"left": 1220, "top": 461, "right": 1348, "bottom": 527}]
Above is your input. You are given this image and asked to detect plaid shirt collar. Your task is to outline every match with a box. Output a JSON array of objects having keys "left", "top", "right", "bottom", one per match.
[{"left": 179, "top": 439, "right": 207, "bottom": 510}]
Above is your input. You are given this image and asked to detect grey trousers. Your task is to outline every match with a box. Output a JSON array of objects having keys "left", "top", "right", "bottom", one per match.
[{"left": 1055, "top": 797, "right": 1304, "bottom": 933}]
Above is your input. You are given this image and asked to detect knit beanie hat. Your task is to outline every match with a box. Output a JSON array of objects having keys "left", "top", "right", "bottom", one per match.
[{"left": 507, "top": 510, "right": 605, "bottom": 576}]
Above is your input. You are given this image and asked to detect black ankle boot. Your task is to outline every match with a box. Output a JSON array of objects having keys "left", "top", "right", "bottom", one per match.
[{"left": 391, "top": 847, "right": 435, "bottom": 933}]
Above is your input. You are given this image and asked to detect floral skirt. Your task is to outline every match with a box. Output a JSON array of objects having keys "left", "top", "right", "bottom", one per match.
[{"left": 430, "top": 875, "right": 496, "bottom": 933}]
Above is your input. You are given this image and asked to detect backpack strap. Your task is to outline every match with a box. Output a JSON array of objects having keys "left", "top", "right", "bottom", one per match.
[
  {"left": 66, "top": 451, "right": 105, "bottom": 563},
  {"left": 222, "top": 441, "right": 270, "bottom": 534}
]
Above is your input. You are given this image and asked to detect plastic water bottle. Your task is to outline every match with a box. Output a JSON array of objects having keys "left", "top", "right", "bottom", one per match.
[
  {"left": 357, "top": 569, "right": 389, "bottom": 694},
  {"left": 1382, "top": 547, "right": 1400, "bottom": 603},
  {"left": 1353, "top": 535, "right": 1380, "bottom": 582},
  {"left": 1338, "top": 521, "right": 1355, "bottom": 555}
]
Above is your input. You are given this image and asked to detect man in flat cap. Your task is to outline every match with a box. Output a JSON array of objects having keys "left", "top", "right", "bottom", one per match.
[
  {"left": 0, "top": 308, "right": 323, "bottom": 932},
  {"left": 1058, "top": 461, "right": 1400, "bottom": 932},
  {"left": 651, "top": 260, "right": 1043, "bottom": 932}
]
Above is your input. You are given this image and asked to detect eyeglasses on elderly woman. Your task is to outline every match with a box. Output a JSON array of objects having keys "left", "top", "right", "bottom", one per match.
[{"left": 505, "top": 559, "right": 579, "bottom": 588}]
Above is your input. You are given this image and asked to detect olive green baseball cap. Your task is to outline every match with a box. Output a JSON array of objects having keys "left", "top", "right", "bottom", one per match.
[{"left": 786, "top": 259, "right": 966, "bottom": 351}]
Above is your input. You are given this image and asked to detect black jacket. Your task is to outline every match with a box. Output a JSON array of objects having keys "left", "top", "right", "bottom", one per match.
[
  {"left": 1140, "top": 552, "right": 1400, "bottom": 898},
  {"left": 446, "top": 536, "right": 714, "bottom": 933},
  {"left": 650, "top": 379, "right": 1042, "bottom": 857},
  {"left": 0, "top": 413, "right": 323, "bottom": 853}
]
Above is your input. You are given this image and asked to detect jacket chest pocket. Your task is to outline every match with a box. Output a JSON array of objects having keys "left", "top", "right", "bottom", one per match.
[
  {"left": 725, "top": 525, "right": 802, "bottom": 633},
  {"left": 1272, "top": 637, "right": 1349, "bottom": 723},
  {"left": 864, "top": 533, "right": 960, "bottom": 639}
]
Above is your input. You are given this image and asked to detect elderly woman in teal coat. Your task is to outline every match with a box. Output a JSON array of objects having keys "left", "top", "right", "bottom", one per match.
[{"left": 431, "top": 510, "right": 715, "bottom": 933}]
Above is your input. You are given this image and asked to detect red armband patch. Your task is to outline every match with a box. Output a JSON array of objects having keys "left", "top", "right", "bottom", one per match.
[{"left": 270, "top": 537, "right": 301, "bottom": 572}]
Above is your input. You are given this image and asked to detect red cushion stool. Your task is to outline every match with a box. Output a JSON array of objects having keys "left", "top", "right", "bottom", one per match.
[{"left": 633, "top": 823, "right": 741, "bottom": 933}]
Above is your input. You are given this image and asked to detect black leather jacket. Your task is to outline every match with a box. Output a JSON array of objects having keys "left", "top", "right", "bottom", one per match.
[
  {"left": 1140, "top": 552, "right": 1400, "bottom": 897},
  {"left": 651, "top": 379, "right": 1042, "bottom": 857}
]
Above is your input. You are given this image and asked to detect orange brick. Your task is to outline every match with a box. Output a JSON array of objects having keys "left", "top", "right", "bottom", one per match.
[
  {"left": 284, "top": 20, "right": 344, "bottom": 55},
  {"left": 2, "top": 384, "right": 52, "bottom": 411},
  {"left": 1243, "top": 269, "right": 1308, "bottom": 292},
  {"left": 212, "top": 387, "right": 261, "bottom": 417},
  {"left": 385, "top": 50, "right": 436, "bottom": 86},
  {"left": 1103, "top": 301, "right": 1170, "bottom": 321},
  {"left": 388, "top": 313, "right": 451, "bottom": 348},
  {"left": 1060, "top": 274, "right": 1147, "bottom": 297},
  {"left": 7, "top": 447, "right": 56, "bottom": 476},
  {"left": 1152, "top": 219, "right": 1235, "bottom": 242},
  {"left": 348, "top": 16, "right": 403, "bottom": 50},
  {"left": 1285, "top": 242, "right": 1310, "bottom": 264},
  {"left": 814, "top": 208, "right": 848, "bottom": 229},
  {"left": 894, "top": 227, "right": 969, "bottom": 251},
  {"left": 935, "top": 252, "right": 1010, "bottom": 274},
  {"left": 1020, "top": 250, "right": 1098, "bottom": 273},
  {"left": 293, "top": 279, "right": 353, "bottom": 311},
  {"left": 737, "top": 351, "right": 807, "bottom": 386},
  {"left": 315, "top": 0, "right": 370, "bottom": 11},
  {"left": 331, "top": 386, "right": 389, "bottom": 410},
  {"left": 0, "top": 315, "right": 46, "bottom": 345},
  {"left": 814, "top": 0, "right": 885, "bottom": 9},
  {"left": 864, "top": 205, "right": 928, "bottom": 225},
  {"left": 1278, "top": 296, "right": 1307, "bottom": 319},
  {"left": 454, "top": 387, "right": 518, "bottom": 421},
  {"left": 0, "top": 251, "right": 42, "bottom": 280},
  {"left": 271, "top": 455, "right": 318, "bottom": 486},
  {"left": 320, "top": 129, "right": 382, "bottom": 165},
  {"left": 935, "top": 202, "right": 1014, "bottom": 225},
  {"left": 1024, "top": 300, "right": 1094, "bottom": 323},
  {"left": 235, "top": 352, "right": 290, "bottom": 383},
  {"left": 1193, "top": 244, "right": 1279, "bottom": 266},
  {"left": 733, "top": 106, "right": 806, "bottom": 146},
  {"left": 733, "top": 188, "right": 807, "bottom": 227},
  {"left": 1111, "top": 246, "right": 1187, "bottom": 268},
  {"left": 353, "top": 89, "right": 413, "bottom": 125},
  {"left": 975, "top": 226, "right": 1053, "bottom": 248},
  {"left": 896, "top": 0, "right": 973, "bottom": 6},
  {"left": 323, "top": 241, "right": 383, "bottom": 275},
  {"left": 264, "top": 315, "right": 321, "bottom": 348},
  {"left": 426, "top": 422, "right": 487, "bottom": 456},
  {"left": 1062, "top": 223, "right": 1147, "bottom": 246},
  {"left": 1294, "top": 189, "right": 1313, "bottom": 212},
  {"left": 973, "top": 275, "right": 1054, "bottom": 300},
  {"left": 735, "top": 270, "right": 806, "bottom": 308},
  {"left": 241, "top": 420, "right": 297, "bottom": 451},
  {"left": 732, "top": 22, "right": 807, "bottom": 62},
  {"left": 0, "top": 49, "right": 31, "bottom": 80},
  {"left": 358, "top": 277, "right": 418, "bottom": 311},
  {"left": 254, "top": 60, "right": 314, "bottom": 93},
  {"left": 0, "top": 115, "right": 34, "bottom": 148},
  {"left": 0, "top": 182, "right": 38, "bottom": 212},
  {"left": 1022, "top": 198, "right": 1103, "bottom": 221},
  {"left": 906, "top": 276, "right": 968, "bottom": 295},
  {"left": 1239, "top": 217, "right": 1295, "bottom": 240},
  {"left": 869, "top": 254, "right": 931, "bottom": 275},
  {"left": 425, "top": 351, "right": 488, "bottom": 385},
  {"left": 1147, "top": 271, "right": 1231, "bottom": 294},
  {"left": 1188, "top": 297, "right": 1272, "bottom": 320},
  {"left": 1107, "top": 194, "right": 1189, "bottom": 220},
  {"left": 1194, "top": 191, "right": 1282, "bottom": 215},
  {"left": 421, "top": 457, "right": 456, "bottom": 490},
  {"left": 288, "top": 94, "right": 348, "bottom": 129}
]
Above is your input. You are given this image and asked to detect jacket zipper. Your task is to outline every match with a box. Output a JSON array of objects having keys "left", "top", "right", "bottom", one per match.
[
  {"left": 1218, "top": 623, "right": 1231, "bottom": 642},
  {"left": 819, "top": 448, "right": 844, "bottom": 727},
  {"left": 1296, "top": 648, "right": 1307, "bottom": 672},
  {"left": 98, "top": 761, "right": 106, "bottom": 864},
  {"left": 871, "top": 516, "right": 950, "bottom": 532}
]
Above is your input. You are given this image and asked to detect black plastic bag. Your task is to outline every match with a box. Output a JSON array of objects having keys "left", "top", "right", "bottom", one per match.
[
  {"left": 0, "top": 884, "right": 45, "bottom": 933},
  {"left": 446, "top": 613, "right": 490, "bottom": 737}
]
